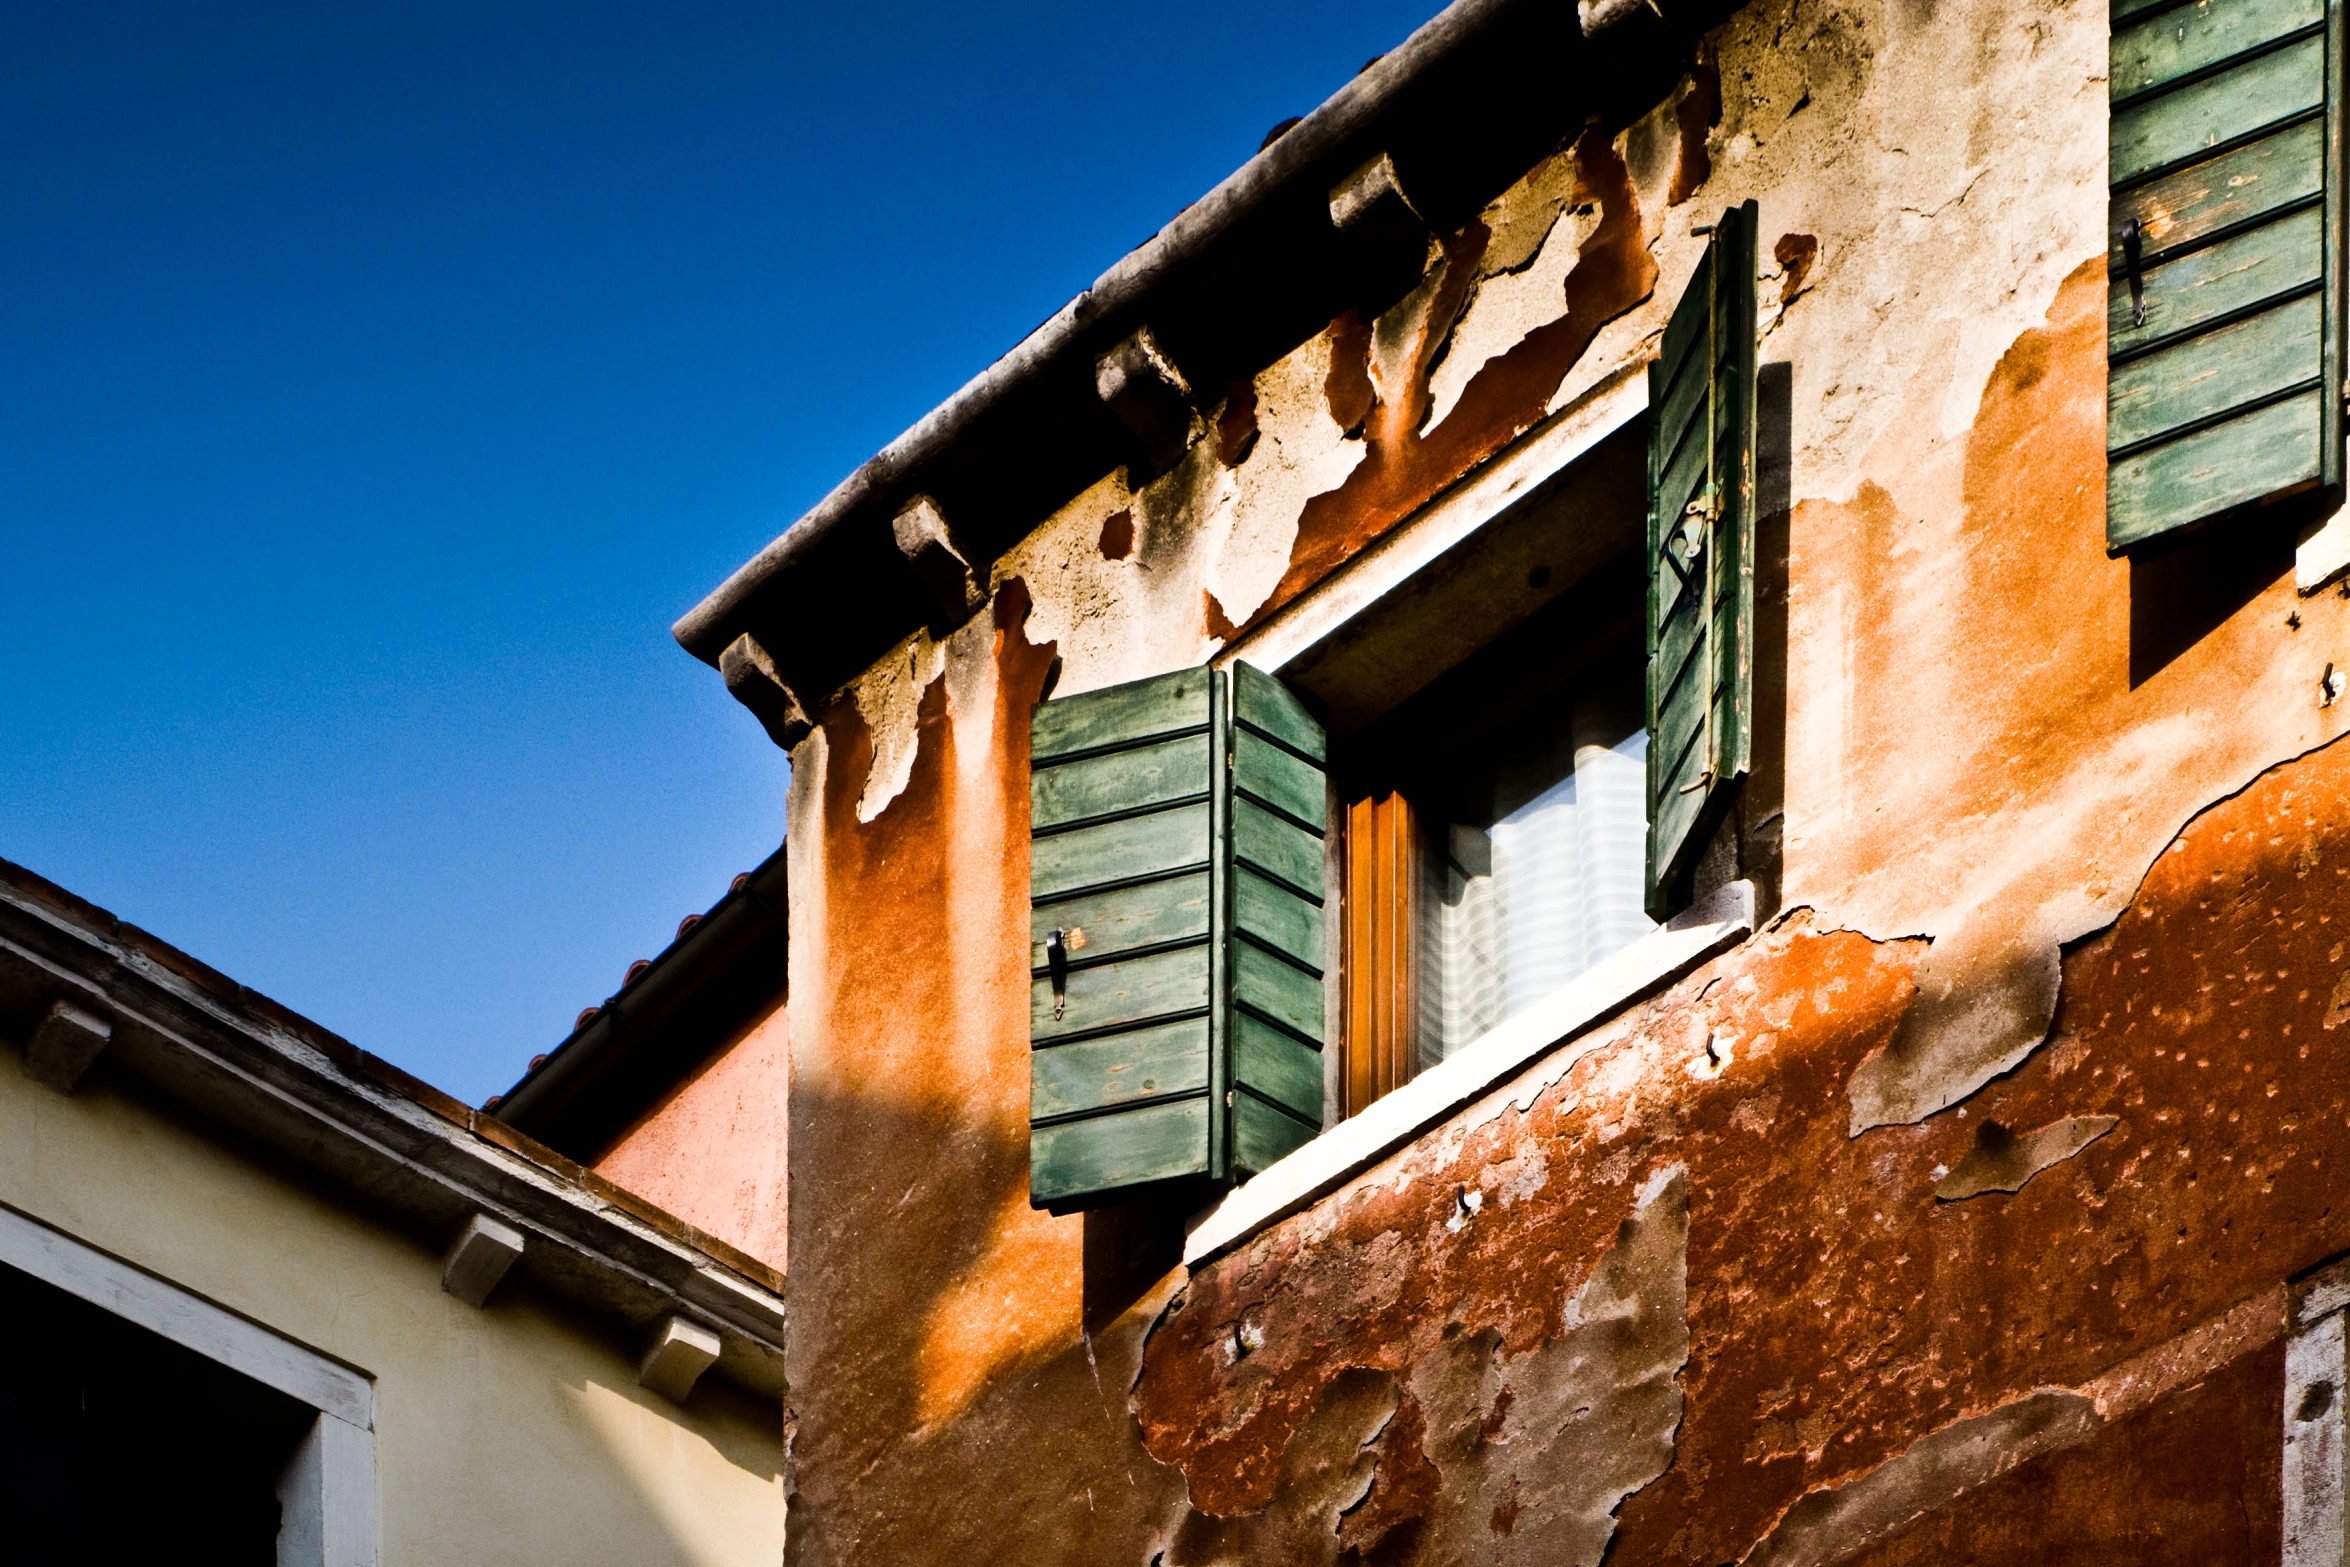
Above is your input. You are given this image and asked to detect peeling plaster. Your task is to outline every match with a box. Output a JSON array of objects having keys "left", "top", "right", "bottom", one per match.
[
  {"left": 1742, "top": 1390, "right": 2103, "bottom": 1567},
  {"left": 1400, "top": 1164, "right": 1689, "bottom": 1566},
  {"left": 849, "top": 630, "right": 948, "bottom": 823},
  {"left": 1199, "top": 331, "right": 1364, "bottom": 634},
  {"left": 1421, "top": 152, "right": 1591, "bottom": 434},
  {"left": 1932, "top": 1114, "right": 2116, "bottom": 1201}
]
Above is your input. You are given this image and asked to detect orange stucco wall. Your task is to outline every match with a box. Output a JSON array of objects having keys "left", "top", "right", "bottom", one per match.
[{"left": 592, "top": 996, "right": 790, "bottom": 1274}]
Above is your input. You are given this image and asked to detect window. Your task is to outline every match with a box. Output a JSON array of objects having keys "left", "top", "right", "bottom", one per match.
[
  {"left": 0, "top": 1260, "right": 314, "bottom": 1563},
  {"left": 1325, "top": 570, "right": 1654, "bottom": 1112},
  {"left": 1025, "top": 204, "right": 1757, "bottom": 1210},
  {"left": 0, "top": 1204, "right": 379, "bottom": 1567},
  {"left": 2106, "top": 0, "right": 2345, "bottom": 552}
]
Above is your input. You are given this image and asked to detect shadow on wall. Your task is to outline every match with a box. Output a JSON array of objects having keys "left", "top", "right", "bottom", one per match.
[
  {"left": 2128, "top": 509, "right": 2298, "bottom": 687},
  {"left": 1746, "top": 358, "right": 1795, "bottom": 915},
  {"left": 565, "top": 1342, "right": 787, "bottom": 1565}
]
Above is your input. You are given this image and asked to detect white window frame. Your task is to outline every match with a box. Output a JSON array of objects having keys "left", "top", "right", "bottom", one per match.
[{"left": 0, "top": 1200, "right": 378, "bottom": 1567}]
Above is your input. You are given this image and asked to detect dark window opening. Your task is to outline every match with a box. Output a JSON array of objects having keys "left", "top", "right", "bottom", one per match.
[{"left": 0, "top": 1260, "right": 316, "bottom": 1566}]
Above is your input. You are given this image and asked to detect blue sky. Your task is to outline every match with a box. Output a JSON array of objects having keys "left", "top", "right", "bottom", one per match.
[{"left": 1, "top": 1, "right": 1434, "bottom": 1104}]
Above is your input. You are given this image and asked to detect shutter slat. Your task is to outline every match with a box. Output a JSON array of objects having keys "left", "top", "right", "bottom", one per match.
[
  {"left": 2109, "top": 388, "right": 2326, "bottom": 547},
  {"left": 1030, "top": 871, "right": 1211, "bottom": 970},
  {"left": 1030, "top": 667, "right": 1211, "bottom": 763},
  {"left": 1654, "top": 249, "right": 1716, "bottom": 389},
  {"left": 2108, "top": 205, "right": 2322, "bottom": 354},
  {"left": 1233, "top": 729, "right": 1327, "bottom": 830},
  {"left": 1232, "top": 865, "right": 1324, "bottom": 972},
  {"left": 2111, "top": 34, "right": 2324, "bottom": 186},
  {"left": 1030, "top": 946, "right": 1210, "bottom": 1043},
  {"left": 1645, "top": 201, "right": 1757, "bottom": 921},
  {"left": 1031, "top": 733, "right": 1212, "bottom": 830},
  {"left": 1652, "top": 314, "right": 1719, "bottom": 480},
  {"left": 1030, "top": 1099, "right": 1214, "bottom": 1207},
  {"left": 1653, "top": 645, "right": 1714, "bottom": 790},
  {"left": 1233, "top": 941, "right": 1323, "bottom": 1044},
  {"left": 1233, "top": 662, "right": 1328, "bottom": 763},
  {"left": 2112, "top": 0, "right": 2322, "bottom": 104},
  {"left": 1233, "top": 797, "right": 1327, "bottom": 900},
  {"left": 2116, "top": 119, "right": 2323, "bottom": 261},
  {"left": 1030, "top": 1021, "right": 1211, "bottom": 1121},
  {"left": 2106, "top": 0, "right": 2343, "bottom": 553},
  {"left": 2116, "top": 0, "right": 2187, "bottom": 32},
  {"left": 1029, "top": 803, "right": 1210, "bottom": 902},
  {"left": 2109, "top": 291, "right": 2323, "bottom": 447},
  {"left": 1232, "top": 1092, "right": 1319, "bottom": 1175},
  {"left": 1233, "top": 1016, "right": 1323, "bottom": 1122}
]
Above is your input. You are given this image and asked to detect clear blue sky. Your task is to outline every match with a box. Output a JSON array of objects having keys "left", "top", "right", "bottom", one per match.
[{"left": 1, "top": 1, "right": 1433, "bottom": 1104}]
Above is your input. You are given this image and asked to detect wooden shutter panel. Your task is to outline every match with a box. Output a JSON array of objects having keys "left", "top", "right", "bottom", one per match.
[
  {"left": 2107, "top": 0, "right": 2345, "bottom": 551},
  {"left": 1226, "top": 662, "right": 1328, "bottom": 1176},
  {"left": 1646, "top": 200, "right": 1758, "bottom": 921},
  {"left": 1027, "top": 662, "right": 1328, "bottom": 1211}
]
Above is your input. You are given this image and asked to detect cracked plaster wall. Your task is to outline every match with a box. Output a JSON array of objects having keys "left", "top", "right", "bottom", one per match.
[{"left": 754, "top": 0, "right": 2350, "bottom": 1559}]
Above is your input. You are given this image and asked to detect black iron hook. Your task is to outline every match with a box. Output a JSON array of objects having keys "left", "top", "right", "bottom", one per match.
[
  {"left": 1046, "top": 928, "right": 1069, "bottom": 1021},
  {"left": 2120, "top": 217, "right": 2146, "bottom": 329}
]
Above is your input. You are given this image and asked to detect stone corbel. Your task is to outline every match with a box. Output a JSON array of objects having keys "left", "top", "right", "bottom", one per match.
[
  {"left": 24, "top": 998, "right": 111, "bottom": 1093},
  {"left": 440, "top": 1212, "right": 526, "bottom": 1308},
  {"left": 720, "top": 633, "right": 814, "bottom": 751},
  {"left": 638, "top": 1314, "right": 722, "bottom": 1404},
  {"left": 891, "top": 495, "right": 988, "bottom": 627},
  {"left": 1329, "top": 152, "right": 1432, "bottom": 314},
  {"left": 1095, "top": 327, "right": 1197, "bottom": 481}
]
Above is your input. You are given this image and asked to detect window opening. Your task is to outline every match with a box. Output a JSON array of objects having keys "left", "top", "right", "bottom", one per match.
[{"left": 0, "top": 1258, "right": 315, "bottom": 1565}]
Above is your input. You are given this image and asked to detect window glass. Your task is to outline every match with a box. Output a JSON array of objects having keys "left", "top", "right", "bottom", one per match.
[{"left": 1416, "top": 651, "right": 1652, "bottom": 1067}]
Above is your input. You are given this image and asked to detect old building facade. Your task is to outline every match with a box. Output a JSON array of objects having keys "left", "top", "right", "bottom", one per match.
[
  {"left": 617, "top": 0, "right": 2350, "bottom": 1556},
  {"left": 21, "top": 0, "right": 2350, "bottom": 1559}
]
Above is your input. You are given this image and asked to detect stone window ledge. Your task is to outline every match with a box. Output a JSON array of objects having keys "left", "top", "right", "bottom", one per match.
[{"left": 1184, "top": 881, "right": 1756, "bottom": 1268}]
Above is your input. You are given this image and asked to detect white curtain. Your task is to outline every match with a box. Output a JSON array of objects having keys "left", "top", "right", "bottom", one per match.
[{"left": 1420, "top": 728, "right": 1652, "bottom": 1068}]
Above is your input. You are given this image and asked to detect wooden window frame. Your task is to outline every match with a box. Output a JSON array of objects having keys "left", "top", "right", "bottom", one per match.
[{"left": 1341, "top": 791, "right": 1418, "bottom": 1115}]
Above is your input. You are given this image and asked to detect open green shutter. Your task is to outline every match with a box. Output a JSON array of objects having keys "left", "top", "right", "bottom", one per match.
[
  {"left": 1028, "top": 662, "right": 1327, "bottom": 1211},
  {"left": 1645, "top": 200, "right": 1758, "bottom": 922},
  {"left": 2107, "top": 0, "right": 2345, "bottom": 551},
  {"left": 1226, "top": 663, "right": 1328, "bottom": 1176}
]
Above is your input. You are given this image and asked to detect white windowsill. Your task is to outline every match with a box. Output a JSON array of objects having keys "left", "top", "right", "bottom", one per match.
[{"left": 1184, "top": 879, "right": 1755, "bottom": 1268}]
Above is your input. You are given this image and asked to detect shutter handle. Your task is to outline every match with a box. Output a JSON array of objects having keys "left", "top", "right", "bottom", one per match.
[
  {"left": 1046, "top": 928, "right": 1069, "bottom": 1021},
  {"left": 2119, "top": 217, "right": 2146, "bottom": 329}
]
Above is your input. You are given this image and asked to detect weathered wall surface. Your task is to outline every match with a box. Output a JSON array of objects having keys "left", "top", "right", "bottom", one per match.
[
  {"left": 594, "top": 997, "right": 790, "bottom": 1273},
  {"left": 0, "top": 1056, "right": 785, "bottom": 1566},
  {"left": 1143, "top": 728, "right": 2350, "bottom": 1562},
  {"left": 766, "top": 0, "right": 2350, "bottom": 1557},
  {"left": 781, "top": 585, "right": 1190, "bottom": 1564}
]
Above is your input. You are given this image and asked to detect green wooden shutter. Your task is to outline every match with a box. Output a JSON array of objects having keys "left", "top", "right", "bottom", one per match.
[
  {"left": 1225, "top": 663, "right": 1328, "bottom": 1176},
  {"left": 1646, "top": 200, "right": 1758, "bottom": 922},
  {"left": 2108, "top": 0, "right": 2345, "bottom": 551},
  {"left": 1028, "top": 662, "right": 1327, "bottom": 1211}
]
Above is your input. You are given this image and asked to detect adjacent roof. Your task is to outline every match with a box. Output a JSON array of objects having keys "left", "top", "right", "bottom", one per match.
[
  {"left": 674, "top": 0, "right": 1715, "bottom": 704},
  {"left": 0, "top": 856, "right": 787, "bottom": 1399},
  {"left": 493, "top": 843, "right": 787, "bottom": 1161}
]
